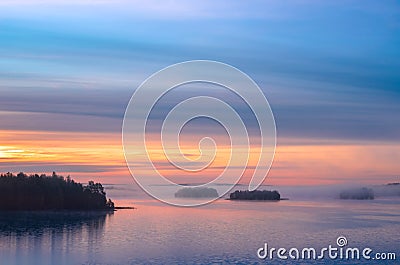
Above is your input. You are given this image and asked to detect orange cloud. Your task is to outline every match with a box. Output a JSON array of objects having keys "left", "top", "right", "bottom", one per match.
[{"left": 1, "top": 130, "right": 399, "bottom": 186}]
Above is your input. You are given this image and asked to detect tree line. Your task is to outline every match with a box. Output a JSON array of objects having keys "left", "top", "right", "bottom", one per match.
[
  {"left": 0, "top": 172, "right": 114, "bottom": 211},
  {"left": 229, "top": 190, "right": 281, "bottom": 200}
]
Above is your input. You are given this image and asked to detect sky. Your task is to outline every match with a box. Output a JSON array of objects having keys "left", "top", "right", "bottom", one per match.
[{"left": 0, "top": 0, "right": 399, "bottom": 186}]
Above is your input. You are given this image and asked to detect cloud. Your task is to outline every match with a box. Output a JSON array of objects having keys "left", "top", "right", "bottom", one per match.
[
  {"left": 0, "top": 0, "right": 300, "bottom": 20},
  {"left": 0, "top": 110, "right": 122, "bottom": 133},
  {"left": 0, "top": 161, "right": 124, "bottom": 174},
  {"left": 0, "top": 0, "right": 115, "bottom": 5},
  {"left": 1, "top": 0, "right": 399, "bottom": 143}
]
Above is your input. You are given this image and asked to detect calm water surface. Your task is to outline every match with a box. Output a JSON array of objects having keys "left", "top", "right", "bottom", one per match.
[{"left": 0, "top": 189, "right": 399, "bottom": 264}]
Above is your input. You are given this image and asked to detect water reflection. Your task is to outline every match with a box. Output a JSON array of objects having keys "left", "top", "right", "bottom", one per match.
[
  {"left": 0, "top": 211, "right": 113, "bottom": 265},
  {"left": 0, "top": 199, "right": 399, "bottom": 265}
]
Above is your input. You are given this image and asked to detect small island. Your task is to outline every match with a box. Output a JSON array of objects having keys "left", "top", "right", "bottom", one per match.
[
  {"left": 229, "top": 190, "right": 281, "bottom": 201},
  {"left": 0, "top": 172, "right": 115, "bottom": 211},
  {"left": 339, "top": 187, "right": 374, "bottom": 200},
  {"left": 175, "top": 187, "right": 219, "bottom": 198}
]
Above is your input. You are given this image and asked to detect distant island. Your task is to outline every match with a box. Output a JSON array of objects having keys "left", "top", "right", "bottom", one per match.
[
  {"left": 0, "top": 172, "right": 115, "bottom": 211},
  {"left": 339, "top": 187, "right": 374, "bottom": 200},
  {"left": 175, "top": 187, "right": 219, "bottom": 198},
  {"left": 229, "top": 190, "right": 281, "bottom": 201}
]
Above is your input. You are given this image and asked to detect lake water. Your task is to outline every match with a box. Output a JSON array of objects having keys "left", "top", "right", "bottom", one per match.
[{"left": 0, "top": 185, "right": 399, "bottom": 264}]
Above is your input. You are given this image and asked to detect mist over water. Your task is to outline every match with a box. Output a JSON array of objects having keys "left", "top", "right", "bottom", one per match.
[{"left": 104, "top": 182, "right": 400, "bottom": 202}]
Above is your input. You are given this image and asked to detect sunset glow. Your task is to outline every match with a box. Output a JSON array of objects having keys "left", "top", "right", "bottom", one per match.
[
  {"left": 0, "top": 0, "right": 399, "bottom": 188},
  {"left": 1, "top": 1, "right": 399, "bottom": 264},
  {"left": 1, "top": 127, "right": 398, "bottom": 186}
]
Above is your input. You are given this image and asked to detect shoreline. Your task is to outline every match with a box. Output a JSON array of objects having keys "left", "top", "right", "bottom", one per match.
[
  {"left": 226, "top": 198, "right": 289, "bottom": 201},
  {"left": 0, "top": 206, "right": 135, "bottom": 213}
]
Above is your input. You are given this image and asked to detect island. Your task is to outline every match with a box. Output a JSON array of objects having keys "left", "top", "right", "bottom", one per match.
[
  {"left": 0, "top": 172, "right": 115, "bottom": 211},
  {"left": 229, "top": 190, "right": 281, "bottom": 201},
  {"left": 339, "top": 187, "right": 374, "bottom": 200},
  {"left": 174, "top": 187, "right": 219, "bottom": 198}
]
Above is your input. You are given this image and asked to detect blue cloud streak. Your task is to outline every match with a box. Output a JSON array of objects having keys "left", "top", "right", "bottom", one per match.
[{"left": 0, "top": 0, "right": 399, "bottom": 142}]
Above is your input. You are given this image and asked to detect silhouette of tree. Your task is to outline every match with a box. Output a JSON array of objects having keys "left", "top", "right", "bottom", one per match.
[
  {"left": 0, "top": 172, "right": 114, "bottom": 211},
  {"left": 339, "top": 187, "right": 374, "bottom": 200},
  {"left": 229, "top": 190, "right": 281, "bottom": 200}
]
